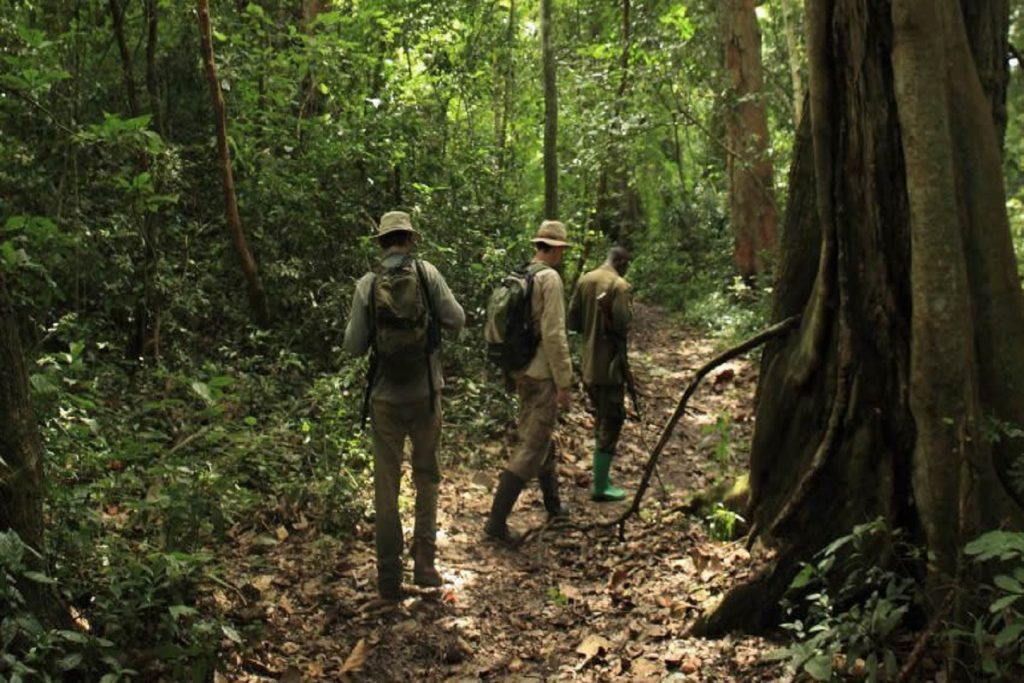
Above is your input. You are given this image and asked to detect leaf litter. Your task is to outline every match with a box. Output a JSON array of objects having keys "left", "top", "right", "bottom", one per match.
[{"left": 211, "top": 304, "right": 783, "bottom": 681}]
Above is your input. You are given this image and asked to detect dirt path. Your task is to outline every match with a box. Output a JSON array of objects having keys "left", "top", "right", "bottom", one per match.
[{"left": 215, "top": 304, "right": 783, "bottom": 682}]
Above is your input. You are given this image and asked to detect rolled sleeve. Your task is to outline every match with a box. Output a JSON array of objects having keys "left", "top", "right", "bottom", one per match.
[{"left": 422, "top": 262, "right": 466, "bottom": 337}]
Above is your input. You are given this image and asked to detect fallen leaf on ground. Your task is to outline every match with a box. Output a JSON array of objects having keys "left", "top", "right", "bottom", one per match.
[
  {"left": 339, "top": 638, "right": 370, "bottom": 674},
  {"left": 576, "top": 634, "right": 612, "bottom": 662}
]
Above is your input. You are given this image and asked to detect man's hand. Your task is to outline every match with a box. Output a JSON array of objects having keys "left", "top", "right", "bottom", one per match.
[{"left": 557, "top": 387, "right": 572, "bottom": 409}]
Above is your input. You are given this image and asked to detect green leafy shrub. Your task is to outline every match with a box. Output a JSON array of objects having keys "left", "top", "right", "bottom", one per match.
[
  {"left": 705, "top": 503, "right": 745, "bottom": 542},
  {"left": 954, "top": 531, "right": 1024, "bottom": 678},
  {"left": 768, "top": 519, "right": 919, "bottom": 681},
  {"left": 0, "top": 531, "right": 132, "bottom": 682}
]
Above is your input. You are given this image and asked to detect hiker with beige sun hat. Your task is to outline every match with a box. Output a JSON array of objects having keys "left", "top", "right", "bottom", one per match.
[
  {"left": 344, "top": 211, "right": 465, "bottom": 600},
  {"left": 484, "top": 219, "right": 575, "bottom": 544}
]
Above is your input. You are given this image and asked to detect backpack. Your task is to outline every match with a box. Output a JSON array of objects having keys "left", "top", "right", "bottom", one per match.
[
  {"left": 484, "top": 263, "right": 548, "bottom": 373},
  {"left": 370, "top": 256, "right": 439, "bottom": 385}
]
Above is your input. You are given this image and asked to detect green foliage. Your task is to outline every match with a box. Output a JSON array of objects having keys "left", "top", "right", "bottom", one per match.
[
  {"left": 705, "top": 503, "right": 744, "bottom": 542},
  {"left": 0, "top": 531, "right": 132, "bottom": 682},
  {"left": 768, "top": 519, "right": 919, "bottom": 682},
  {"left": 953, "top": 531, "right": 1024, "bottom": 678}
]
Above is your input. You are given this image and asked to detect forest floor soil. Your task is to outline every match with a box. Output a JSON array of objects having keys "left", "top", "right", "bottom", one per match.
[{"left": 213, "top": 303, "right": 784, "bottom": 682}]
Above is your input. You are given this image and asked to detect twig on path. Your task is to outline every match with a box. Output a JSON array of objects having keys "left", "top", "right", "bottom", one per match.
[{"left": 572, "top": 316, "right": 800, "bottom": 539}]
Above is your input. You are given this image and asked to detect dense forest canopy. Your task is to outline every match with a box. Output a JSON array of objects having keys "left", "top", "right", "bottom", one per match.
[{"left": 3, "top": 0, "right": 1024, "bottom": 680}]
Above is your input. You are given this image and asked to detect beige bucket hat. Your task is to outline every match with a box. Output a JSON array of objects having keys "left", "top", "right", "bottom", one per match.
[
  {"left": 377, "top": 211, "right": 420, "bottom": 239},
  {"left": 530, "top": 220, "right": 571, "bottom": 247}
]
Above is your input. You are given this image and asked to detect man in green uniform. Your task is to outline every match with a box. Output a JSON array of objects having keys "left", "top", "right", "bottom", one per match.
[
  {"left": 485, "top": 220, "right": 574, "bottom": 543},
  {"left": 568, "top": 246, "right": 632, "bottom": 501},
  {"left": 344, "top": 211, "right": 465, "bottom": 600}
]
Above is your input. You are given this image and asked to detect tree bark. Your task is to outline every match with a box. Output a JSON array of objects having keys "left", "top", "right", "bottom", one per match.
[
  {"left": 197, "top": 0, "right": 270, "bottom": 326},
  {"left": 722, "top": 0, "right": 777, "bottom": 281},
  {"left": 0, "top": 270, "right": 62, "bottom": 623},
  {"left": 541, "top": 0, "right": 558, "bottom": 219},
  {"left": 695, "top": 0, "right": 1024, "bottom": 637},
  {"left": 780, "top": 0, "right": 804, "bottom": 126}
]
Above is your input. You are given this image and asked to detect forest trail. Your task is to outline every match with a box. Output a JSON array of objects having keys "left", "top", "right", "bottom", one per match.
[{"left": 213, "top": 304, "right": 783, "bottom": 682}]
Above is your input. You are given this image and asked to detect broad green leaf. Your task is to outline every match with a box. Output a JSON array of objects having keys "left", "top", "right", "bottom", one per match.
[
  {"left": 57, "top": 653, "right": 84, "bottom": 671},
  {"left": 990, "top": 593, "right": 1020, "bottom": 613},
  {"left": 995, "top": 620, "right": 1024, "bottom": 648},
  {"left": 804, "top": 654, "right": 833, "bottom": 681},
  {"left": 994, "top": 574, "right": 1024, "bottom": 594},
  {"left": 191, "top": 381, "right": 213, "bottom": 404},
  {"left": 221, "top": 624, "right": 242, "bottom": 643},
  {"left": 22, "top": 571, "right": 56, "bottom": 585}
]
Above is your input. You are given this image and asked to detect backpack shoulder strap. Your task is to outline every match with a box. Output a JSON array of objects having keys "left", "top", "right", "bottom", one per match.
[{"left": 413, "top": 259, "right": 437, "bottom": 321}]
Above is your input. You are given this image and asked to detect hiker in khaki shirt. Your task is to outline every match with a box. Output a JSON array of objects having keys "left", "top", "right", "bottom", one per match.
[
  {"left": 344, "top": 211, "right": 465, "bottom": 601},
  {"left": 568, "top": 247, "right": 633, "bottom": 501},
  {"left": 485, "top": 220, "right": 574, "bottom": 544}
]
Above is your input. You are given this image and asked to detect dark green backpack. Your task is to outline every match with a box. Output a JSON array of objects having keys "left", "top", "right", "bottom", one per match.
[
  {"left": 370, "top": 256, "right": 439, "bottom": 384},
  {"left": 484, "top": 263, "right": 548, "bottom": 373}
]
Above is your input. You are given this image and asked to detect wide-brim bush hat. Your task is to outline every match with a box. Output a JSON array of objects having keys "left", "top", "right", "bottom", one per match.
[
  {"left": 530, "top": 220, "right": 571, "bottom": 247},
  {"left": 377, "top": 211, "right": 420, "bottom": 239}
]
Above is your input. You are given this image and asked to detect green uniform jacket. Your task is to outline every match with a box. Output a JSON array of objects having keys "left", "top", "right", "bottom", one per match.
[{"left": 567, "top": 262, "right": 631, "bottom": 386}]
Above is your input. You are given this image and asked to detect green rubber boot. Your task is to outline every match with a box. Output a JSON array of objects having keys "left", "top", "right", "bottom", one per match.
[{"left": 591, "top": 450, "right": 626, "bottom": 502}]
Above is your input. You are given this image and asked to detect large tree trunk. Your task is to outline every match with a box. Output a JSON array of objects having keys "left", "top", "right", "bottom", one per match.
[
  {"left": 0, "top": 271, "right": 62, "bottom": 623},
  {"left": 695, "top": 0, "right": 1022, "bottom": 637},
  {"left": 197, "top": 0, "right": 271, "bottom": 326},
  {"left": 722, "top": 0, "right": 777, "bottom": 281},
  {"left": 541, "top": 0, "right": 558, "bottom": 219}
]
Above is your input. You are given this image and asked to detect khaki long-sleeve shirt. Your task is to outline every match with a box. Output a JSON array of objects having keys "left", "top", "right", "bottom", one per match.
[
  {"left": 344, "top": 249, "right": 465, "bottom": 402},
  {"left": 519, "top": 264, "right": 573, "bottom": 390},
  {"left": 568, "top": 262, "right": 631, "bottom": 386}
]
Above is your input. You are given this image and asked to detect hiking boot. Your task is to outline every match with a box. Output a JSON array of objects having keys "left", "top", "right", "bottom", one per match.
[
  {"left": 378, "top": 571, "right": 403, "bottom": 601},
  {"left": 538, "top": 470, "right": 570, "bottom": 520},
  {"left": 484, "top": 470, "right": 526, "bottom": 545},
  {"left": 412, "top": 540, "right": 442, "bottom": 588},
  {"left": 591, "top": 450, "right": 626, "bottom": 502}
]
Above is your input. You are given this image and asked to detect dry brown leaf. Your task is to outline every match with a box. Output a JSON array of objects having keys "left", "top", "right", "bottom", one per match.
[
  {"left": 608, "top": 567, "right": 629, "bottom": 592},
  {"left": 277, "top": 665, "right": 302, "bottom": 682},
  {"left": 275, "top": 525, "right": 290, "bottom": 541},
  {"left": 559, "top": 583, "right": 583, "bottom": 602},
  {"left": 252, "top": 574, "right": 275, "bottom": 592},
  {"left": 682, "top": 656, "right": 702, "bottom": 674},
  {"left": 340, "top": 638, "right": 371, "bottom": 674},
  {"left": 576, "top": 634, "right": 612, "bottom": 662}
]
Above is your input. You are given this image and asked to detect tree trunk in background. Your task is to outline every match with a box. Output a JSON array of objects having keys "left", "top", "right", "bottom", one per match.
[
  {"left": 197, "top": 0, "right": 270, "bottom": 326},
  {"left": 110, "top": 0, "right": 161, "bottom": 360},
  {"left": 0, "top": 271, "right": 61, "bottom": 622},
  {"left": 145, "top": 0, "right": 165, "bottom": 138},
  {"left": 961, "top": 0, "right": 1009, "bottom": 146},
  {"left": 541, "top": 0, "right": 558, "bottom": 219},
  {"left": 594, "top": 0, "right": 643, "bottom": 250},
  {"left": 780, "top": 0, "right": 804, "bottom": 126},
  {"left": 495, "top": 0, "right": 516, "bottom": 171},
  {"left": 722, "top": 0, "right": 776, "bottom": 282},
  {"left": 695, "top": 0, "right": 1022, "bottom": 637}
]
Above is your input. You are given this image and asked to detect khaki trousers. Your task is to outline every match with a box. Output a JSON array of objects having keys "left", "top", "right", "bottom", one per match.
[
  {"left": 370, "top": 397, "right": 441, "bottom": 582},
  {"left": 586, "top": 383, "right": 625, "bottom": 454},
  {"left": 507, "top": 376, "right": 558, "bottom": 481}
]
